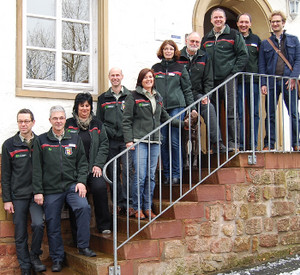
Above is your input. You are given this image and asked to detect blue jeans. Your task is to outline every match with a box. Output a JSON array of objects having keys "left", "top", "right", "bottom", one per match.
[
  {"left": 161, "top": 108, "right": 184, "bottom": 179},
  {"left": 238, "top": 82, "right": 260, "bottom": 149},
  {"left": 13, "top": 198, "right": 44, "bottom": 270},
  {"left": 264, "top": 80, "right": 300, "bottom": 148},
  {"left": 132, "top": 143, "right": 159, "bottom": 211},
  {"left": 44, "top": 184, "right": 91, "bottom": 262}
]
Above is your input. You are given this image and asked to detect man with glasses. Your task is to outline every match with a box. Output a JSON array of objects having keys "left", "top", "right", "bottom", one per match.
[
  {"left": 179, "top": 32, "right": 226, "bottom": 154},
  {"left": 259, "top": 10, "right": 300, "bottom": 151},
  {"left": 1, "top": 109, "right": 46, "bottom": 275},
  {"left": 32, "top": 105, "right": 96, "bottom": 273}
]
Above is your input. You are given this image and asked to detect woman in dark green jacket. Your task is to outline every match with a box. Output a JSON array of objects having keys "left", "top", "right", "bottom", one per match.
[
  {"left": 152, "top": 40, "right": 197, "bottom": 185},
  {"left": 66, "top": 93, "right": 111, "bottom": 234},
  {"left": 123, "top": 68, "right": 181, "bottom": 220}
]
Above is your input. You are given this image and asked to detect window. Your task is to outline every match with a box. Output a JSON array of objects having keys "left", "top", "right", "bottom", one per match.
[{"left": 17, "top": 0, "right": 108, "bottom": 99}]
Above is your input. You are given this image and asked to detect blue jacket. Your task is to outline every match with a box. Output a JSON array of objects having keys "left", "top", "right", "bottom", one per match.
[{"left": 259, "top": 32, "right": 300, "bottom": 87}]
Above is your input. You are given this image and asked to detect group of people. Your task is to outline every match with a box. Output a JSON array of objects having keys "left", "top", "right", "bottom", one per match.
[{"left": 1, "top": 7, "right": 300, "bottom": 275}]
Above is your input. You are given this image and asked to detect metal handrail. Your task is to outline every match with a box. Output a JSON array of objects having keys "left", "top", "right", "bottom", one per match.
[{"left": 104, "top": 72, "right": 300, "bottom": 275}]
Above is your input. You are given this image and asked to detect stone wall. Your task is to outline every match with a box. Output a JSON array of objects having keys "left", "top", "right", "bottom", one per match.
[{"left": 137, "top": 154, "right": 300, "bottom": 275}]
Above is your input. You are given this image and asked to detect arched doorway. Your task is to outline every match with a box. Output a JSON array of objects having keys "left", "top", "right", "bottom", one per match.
[
  {"left": 193, "top": 0, "right": 273, "bottom": 40},
  {"left": 192, "top": 0, "right": 286, "bottom": 151}
]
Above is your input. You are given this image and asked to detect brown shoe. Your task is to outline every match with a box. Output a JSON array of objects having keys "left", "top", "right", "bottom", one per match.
[
  {"left": 144, "top": 210, "right": 156, "bottom": 219},
  {"left": 127, "top": 207, "right": 135, "bottom": 217},
  {"left": 135, "top": 210, "right": 145, "bottom": 220},
  {"left": 294, "top": 146, "right": 300, "bottom": 151}
]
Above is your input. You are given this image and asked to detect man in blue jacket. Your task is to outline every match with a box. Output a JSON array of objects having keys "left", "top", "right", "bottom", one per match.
[
  {"left": 1, "top": 109, "right": 46, "bottom": 275},
  {"left": 259, "top": 10, "right": 300, "bottom": 151}
]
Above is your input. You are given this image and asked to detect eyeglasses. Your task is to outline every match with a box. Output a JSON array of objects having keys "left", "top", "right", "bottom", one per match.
[
  {"left": 189, "top": 40, "right": 200, "bottom": 44},
  {"left": 271, "top": 20, "right": 282, "bottom": 24},
  {"left": 17, "top": 120, "right": 32, "bottom": 124},
  {"left": 51, "top": 116, "right": 66, "bottom": 121}
]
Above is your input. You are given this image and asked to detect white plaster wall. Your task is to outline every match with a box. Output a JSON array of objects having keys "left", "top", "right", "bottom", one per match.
[
  {"left": 0, "top": 0, "right": 300, "bottom": 151},
  {"left": 108, "top": 0, "right": 196, "bottom": 90}
]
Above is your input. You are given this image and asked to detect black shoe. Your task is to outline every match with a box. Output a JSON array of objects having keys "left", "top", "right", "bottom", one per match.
[
  {"left": 21, "top": 269, "right": 31, "bottom": 275},
  {"left": 172, "top": 178, "right": 180, "bottom": 184},
  {"left": 30, "top": 254, "right": 46, "bottom": 272},
  {"left": 52, "top": 261, "right": 63, "bottom": 272},
  {"left": 78, "top": 247, "right": 96, "bottom": 257}
]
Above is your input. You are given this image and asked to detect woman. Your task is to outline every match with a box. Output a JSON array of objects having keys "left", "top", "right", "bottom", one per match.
[
  {"left": 123, "top": 68, "right": 181, "bottom": 219},
  {"left": 65, "top": 93, "right": 111, "bottom": 234},
  {"left": 152, "top": 40, "right": 197, "bottom": 185}
]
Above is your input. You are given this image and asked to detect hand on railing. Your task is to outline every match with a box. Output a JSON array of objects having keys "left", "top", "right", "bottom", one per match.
[
  {"left": 126, "top": 142, "right": 135, "bottom": 150},
  {"left": 261, "top": 85, "right": 267, "bottom": 95},
  {"left": 285, "top": 79, "right": 296, "bottom": 90}
]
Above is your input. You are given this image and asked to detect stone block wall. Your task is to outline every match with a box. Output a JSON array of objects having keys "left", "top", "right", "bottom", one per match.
[{"left": 137, "top": 155, "right": 300, "bottom": 275}]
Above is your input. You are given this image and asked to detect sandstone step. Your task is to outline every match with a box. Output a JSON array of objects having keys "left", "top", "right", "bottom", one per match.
[
  {"left": 116, "top": 216, "right": 182, "bottom": 239},
  {"left": 152, "top": 200, "right": 205, "bottom": 220},
  {"left": 154, "top": 182, "right": 227, "bottom": 202}
]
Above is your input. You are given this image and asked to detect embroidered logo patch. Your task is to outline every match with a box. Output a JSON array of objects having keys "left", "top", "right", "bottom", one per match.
[{"left": 65, "top": 147, "right": 73, "bottom": 156}]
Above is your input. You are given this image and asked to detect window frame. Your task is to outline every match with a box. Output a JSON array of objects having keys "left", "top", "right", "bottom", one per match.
[{"left": 16, "top": 0, "right": 108, "bottom": 100}]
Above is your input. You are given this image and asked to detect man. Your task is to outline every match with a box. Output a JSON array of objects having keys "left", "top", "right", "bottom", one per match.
[
  {"left": 201, "top": 8, "right": 248, "bottom": 151},
  {"left": 236, "top": 13, "right": 261, "bottom": 150},
  {"left": 259, "top": 10, "right": 300, "bottom": 150},
  {"left": 179, "top": 31, "right": 226, "bottom": 154},
  {"left": 97, "top": 68, "right": 134, "bottom": 216},
  {"left": 33, "top": 106, "right": 96, "bottom": 273},
  {"left": 1, "top": 109, "right": 46, "bottom": 275}
]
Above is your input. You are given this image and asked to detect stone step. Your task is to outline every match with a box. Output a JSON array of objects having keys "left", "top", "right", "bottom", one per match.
[
  {"left": 116, "top": 216, "right": 182, "bottom": 239},
  {"left": 36, "top": 244, "right": 113, "bottom": 275},
  {"left": 89, "top": 229, "right": 160, "bottom": 261},
  {"left": 154, "top": 182, "right": 227, "bottom": 202}
]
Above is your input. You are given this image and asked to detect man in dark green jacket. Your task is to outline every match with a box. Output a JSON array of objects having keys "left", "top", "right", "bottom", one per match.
[
  {"left": 237, "top": 13, "right": 261, "bottom": 150},
  {"left": 179, "top": 32, "right": 226, "bottom": 154},
  {"left": 201, "top": 8, "right": 248, "bottom": 151},
  {"left": 97, "top": 67, "right": 134, "bottom": 216},
  {"left": 1, "top": 109, "right": 46, "bottom": 275},
  {"left": 33, "top": 106, "right": 95, "bottom": 273}
]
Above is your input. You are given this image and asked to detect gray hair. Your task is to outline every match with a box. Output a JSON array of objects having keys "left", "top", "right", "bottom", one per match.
[
  {"left": 211, "top": 8, "right": 226, "bottom": 19},
  {"left": 49, "top": 105, "right": 66, "bottom": 118}
]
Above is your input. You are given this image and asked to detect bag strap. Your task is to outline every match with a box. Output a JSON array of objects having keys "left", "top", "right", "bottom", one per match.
[{"left": 267, "top": 38, "right": 293, "bottom": 71}]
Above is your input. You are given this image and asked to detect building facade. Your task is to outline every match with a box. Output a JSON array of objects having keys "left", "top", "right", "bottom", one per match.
[{"left": 0, "top": 0, "right": 299, "bottom": 147}]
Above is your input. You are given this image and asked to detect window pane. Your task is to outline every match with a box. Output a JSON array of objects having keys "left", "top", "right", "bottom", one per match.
[
  {"left": 62, "top": 53, "right": 89, "bottom": 83},
  {"left": 62, "top": 0, "right": 89, "bottom": 21},
  {"left": 27, "top": 0, "right": 56, "bottom": 17},
  {"left": 27, "top": 17, "right": 56, "bottom": 48},
  {"left": 62, "top": 22, "right": 89, "bottom": 52},
  {"left": 27, "top": 50, "right": 55, "bottom": 80}
]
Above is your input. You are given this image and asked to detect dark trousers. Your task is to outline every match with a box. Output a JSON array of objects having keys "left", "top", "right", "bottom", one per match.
[
  {"left": 69, "top": 173, "right": 111, "bottom": 238},
  {"left": 13, "top": 198, "right": 44, "bottom": 270},
  {"left": 213, "top": 76, "right": 239, "bottom": 147},
  {"left": 265, "top": 80, "right": 300, "bottom": 148},
  {"left": 44, "top": 184, "right": 91, "bottom": 262},
  {"left": 107, "top": 139, "right": 133, "bottom": 209}
]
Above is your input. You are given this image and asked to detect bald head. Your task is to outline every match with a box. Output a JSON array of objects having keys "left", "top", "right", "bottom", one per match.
[{"left": 108, "top": 67, "right": 124, "bottom": 92}]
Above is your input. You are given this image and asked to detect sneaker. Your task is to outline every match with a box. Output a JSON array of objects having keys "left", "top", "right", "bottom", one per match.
[
  {"left": 101, "top": 229, "right": 111, "bottom": 234},
  {"left": 30, "top": 254, "right": 46, "bottom": 272}
]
